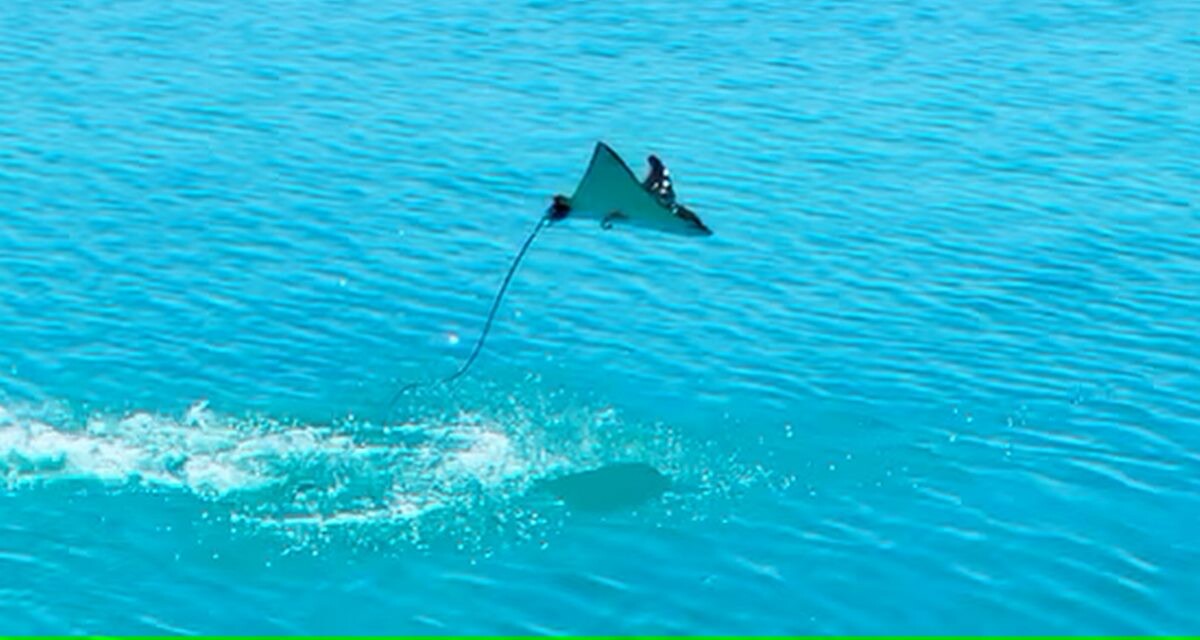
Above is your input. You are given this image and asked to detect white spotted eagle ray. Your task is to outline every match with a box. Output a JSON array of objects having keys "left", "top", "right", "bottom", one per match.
[{"left": 391, "top": 142, "right": 712, "bottom": 403}]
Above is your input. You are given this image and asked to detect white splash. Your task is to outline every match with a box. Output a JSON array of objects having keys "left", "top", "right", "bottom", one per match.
[{"left": 0, "top": 397, "right": 727, "bottom": 548}]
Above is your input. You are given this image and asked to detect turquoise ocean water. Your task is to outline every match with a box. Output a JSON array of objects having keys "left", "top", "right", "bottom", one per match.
[{"left": 1, "top": 0, "right": 1196, "bottom": 634}]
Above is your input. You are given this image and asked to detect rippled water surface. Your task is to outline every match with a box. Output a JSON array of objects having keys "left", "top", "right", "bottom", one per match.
[{"left": 1, "top": 0, "right": 1196, "bottom": 634}]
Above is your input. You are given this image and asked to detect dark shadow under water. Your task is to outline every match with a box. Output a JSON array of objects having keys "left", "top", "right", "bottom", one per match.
[{"left": 532, "top": 462, "right": 671, "bottom": 512}]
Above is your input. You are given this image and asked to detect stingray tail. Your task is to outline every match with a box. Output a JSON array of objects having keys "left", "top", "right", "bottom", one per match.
[{"left": 386, "top": 212, "right": 553, "bottom": 413}]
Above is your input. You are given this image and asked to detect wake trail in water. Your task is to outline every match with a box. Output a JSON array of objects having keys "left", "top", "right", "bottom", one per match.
[{"left": 0, "top": 397, "right": 776, "bottom": 550}]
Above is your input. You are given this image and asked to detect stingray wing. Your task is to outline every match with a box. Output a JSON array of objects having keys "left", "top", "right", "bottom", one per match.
[
  {"left": 642, "top": 154, "right": 677, "bottom": 206},
  {"left": 569, "top": 142, "right": 711, "bottom": 236}
]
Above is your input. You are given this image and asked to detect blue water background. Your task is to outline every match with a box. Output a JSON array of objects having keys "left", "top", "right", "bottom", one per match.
[{"left": 1, "top": 0, "right": 1197, "bottom": 634}]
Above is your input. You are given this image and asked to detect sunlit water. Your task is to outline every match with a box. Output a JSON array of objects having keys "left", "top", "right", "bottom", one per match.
[{"left": 1, "top": 0, "right": 1196, "bottom": 634}]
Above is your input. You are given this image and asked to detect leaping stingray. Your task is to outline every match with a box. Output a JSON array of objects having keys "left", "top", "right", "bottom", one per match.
[
  {"left": 553, "top": 142, "right": 713, "bottom": 236},
  {"left": 390, "top": 142, "right": 712, "bottom": 404}
]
